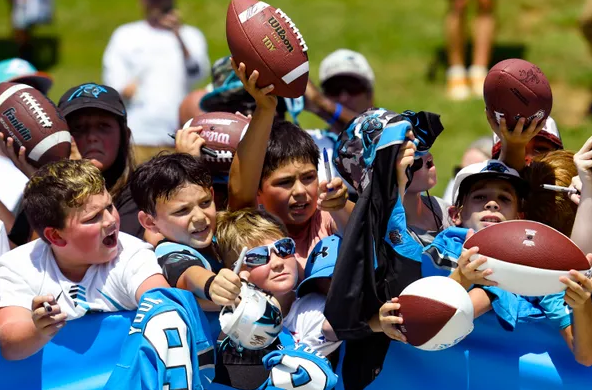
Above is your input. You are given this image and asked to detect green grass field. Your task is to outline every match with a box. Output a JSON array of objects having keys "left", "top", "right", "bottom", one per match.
[{"left": 1, "top": 0, "right": 592, "bottom": 195}]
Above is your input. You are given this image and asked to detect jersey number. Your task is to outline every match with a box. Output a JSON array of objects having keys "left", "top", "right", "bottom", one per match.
[{"left": 144, "top": 311, "right": 193, "bottom": 390}]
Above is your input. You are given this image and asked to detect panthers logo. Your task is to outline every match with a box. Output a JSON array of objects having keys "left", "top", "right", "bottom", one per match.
[
  {"left": 67, "top": 83, "right": 108, "bottom": 101},
  {"left": 482, "top": 161, "right": 509, "bottom": 174}
]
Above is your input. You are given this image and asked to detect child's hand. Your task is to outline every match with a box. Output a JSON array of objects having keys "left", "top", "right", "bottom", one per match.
[
  {"left": 69, "top": 136, "right": 82, "bottom": 160},
  {"left": 209, "top": 269, "right": 242, "bottom": 306},
  {"left": 395, "top": 136, "right": 417, "bottom": 192},
  {"left": 0, "top": 133, "right": 38, "bottom": 179},
  {"left": 379, "top": 298, "right": 407, "bottom": 343},
  {"left": 458, "top": 244, "right": 497, "bottom": 288},
  {"left": 175, "top": 126, "right": 206, "bottom": 157},
  {"left": 31, "top": 295, "right": 67, "bottom": 338},
  {"left": 569, "top": 175, "right": 582, "bottom": 206},
  {"left": 573, "top": 135, "right": 592, "bottom": 187},
  {"left": 318, "top": 177, "right": 348, "bottom": 211},
  {"left": 486, "top": 111, "right": 545, "bottom": 149},
  {"left": 230, "top": 58, "right": 277, "bottom": 111},
  {"left": 560, "top": 254, "right": 592, "bottom": 311}
]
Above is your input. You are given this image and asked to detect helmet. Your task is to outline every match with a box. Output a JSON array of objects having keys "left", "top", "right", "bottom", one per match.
[{"left": 219, "top": 282, "right": 283, "bottom": 351}]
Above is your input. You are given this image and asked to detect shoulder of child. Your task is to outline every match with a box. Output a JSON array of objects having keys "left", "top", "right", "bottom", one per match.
[
  {"left": 0, "top": 238, "right": 49, "bottom": 269},
  {"left": 117, "top": 232, "right": 155, "bottom": 256}
]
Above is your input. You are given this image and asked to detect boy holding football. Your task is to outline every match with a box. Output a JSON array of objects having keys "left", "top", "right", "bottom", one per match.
[
  {"left": 0, "top": 160, "right": 169, "bottom": 360},
  {"left": 227, "top": 60, "right": 353, "bottom": 280},
  {"left": 441, "top": 159, "right": 592, "bottom": 366}
]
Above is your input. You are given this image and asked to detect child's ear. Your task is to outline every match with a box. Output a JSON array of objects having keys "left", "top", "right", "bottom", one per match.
[
  {"left": 44, "top": 228, "right": 66, "bottom": 247},
  {"left": 448, "top": 205, "right": 463, "bottom": 227},
  {"left": 138, "top": 211, "right": 160, "bottom": 234}
]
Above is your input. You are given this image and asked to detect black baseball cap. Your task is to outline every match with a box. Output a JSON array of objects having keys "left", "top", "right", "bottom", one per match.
[{"left": 58, "top": 83, "right": 127, "bottom": 121}]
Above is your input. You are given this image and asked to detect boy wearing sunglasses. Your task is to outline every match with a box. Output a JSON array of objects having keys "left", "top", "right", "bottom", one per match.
[
  {"left": 215, "top": 208, "right": 339, "bottom": 389},
  {"left": 130, "top": 153, "right": 242, "bottom": 338}
]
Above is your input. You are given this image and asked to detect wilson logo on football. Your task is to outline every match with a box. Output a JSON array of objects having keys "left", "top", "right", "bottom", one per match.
[{"left": 201, "top": 130, "right": 230, "bottom": 145}]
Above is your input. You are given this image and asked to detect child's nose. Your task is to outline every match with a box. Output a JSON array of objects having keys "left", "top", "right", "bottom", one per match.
[{"left": 485, "top": 200, "right": 500, "bottom": 210}]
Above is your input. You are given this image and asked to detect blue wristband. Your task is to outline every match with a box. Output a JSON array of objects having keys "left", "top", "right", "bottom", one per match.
[{"left": 327, "top": 103, "right": 343, "bottom": 125}]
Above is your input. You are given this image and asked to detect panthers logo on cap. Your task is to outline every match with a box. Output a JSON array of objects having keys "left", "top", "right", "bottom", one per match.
[
  {"left": 482, "top": 161, "right": 509, "bottom": 174},
  {"left": 68, "top": 83, "right": 108, "bottom": 101}
]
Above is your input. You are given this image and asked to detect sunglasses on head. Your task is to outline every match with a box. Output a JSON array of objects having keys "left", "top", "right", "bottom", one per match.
[{"left": 243, "top": 237, "right": 296, "bottom": 268}]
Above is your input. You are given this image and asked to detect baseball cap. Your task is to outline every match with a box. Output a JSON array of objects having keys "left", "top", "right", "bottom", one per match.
[
  {"left": 451, "top": 160, "right": 529, "bottom": 204},
  {"left": 296, "top": 235, "right": 341, "bottom": 297},
  {"left": 58, "top": 83, "right": 127, "bottom": 122},
  {"left": 199, "top": 56, "right": 304, "bottom": 123},
  {"left": 200, "top": 56, "right": 254, "bottom": 113},
  {"left": 0, "top": 58, "right": 53, "bottom": 94},
  {"left": 491, "top": 116, "right": 563, "bottom": 158},
  {"left": 319, "top": 49, "right": 375, "bottom": 89}
]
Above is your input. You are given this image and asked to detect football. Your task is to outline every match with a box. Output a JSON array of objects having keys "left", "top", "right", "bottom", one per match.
[
  {"left": 182, "top": 112, "right": 250, "bottom": 175},
  {"left": 397, "top": 276, "right": 474, "bottom": 351},
  {"left": 0, "top": 82, "right": 70, "bottom": 167},
  {"left": 226, "top": 0, "right": 309, "bottom": 98},
  {"left": 463, "top": 220, "right": 591, "bottom": 296},
  {"left": 483, "top": 58, "right": 553, "bottom": 130}
]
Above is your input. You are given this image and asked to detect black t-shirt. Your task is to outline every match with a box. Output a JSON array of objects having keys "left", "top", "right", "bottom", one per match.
[
  {"left": 214, "top": 338, "right": 281, "bottom": 390},
  {"left": 115, "top": 185, "right": 144, "bottom": 239}
]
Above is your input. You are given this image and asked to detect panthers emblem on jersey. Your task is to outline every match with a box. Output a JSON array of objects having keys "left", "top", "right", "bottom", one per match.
[{"left": 261, "top": 343, "right": 338, "bottom": 390}]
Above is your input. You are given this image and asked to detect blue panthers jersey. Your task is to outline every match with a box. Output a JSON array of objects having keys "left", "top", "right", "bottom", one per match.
[{"left": 104, "top": 288, "right": 215, "bottom": 390}]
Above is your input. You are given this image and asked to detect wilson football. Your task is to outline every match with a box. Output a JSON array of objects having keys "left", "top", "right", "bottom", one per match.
[
  {"left": 182, "top": 112, "right": 250, "bottom": 175},
  {"left": 0, "top": 82, "right": 70, "bottom": 167},
  {"left": 226, "top": 0, "right": 309, "bottom": 97},
  {"left": 463, "top": 220, "right": 591, "bottom": 296},
  {"left": 483, "top": 59, "right": 553, "bottom": 130}
]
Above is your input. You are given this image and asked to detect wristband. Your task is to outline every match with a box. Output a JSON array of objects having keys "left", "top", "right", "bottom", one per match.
[
  {"left": 203, "top": 275, "right": 216, "bottom": 301},
  {"left": 327, "top": 103, "right": 343, "bottom": 125}
]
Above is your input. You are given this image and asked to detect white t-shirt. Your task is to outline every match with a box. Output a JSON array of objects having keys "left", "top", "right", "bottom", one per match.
[
  {"left": 0, "top": 232, "right": 161, "bottom": 320},
  {"left": 103, "top": 20, "right": 210, "bottom": 146},
  {"left": 0, "top": 154, "right": 29, "bottom": 213},
  {"left": 284, "top": 293, "right": 342, "bottom": 357},
  {"left": 0, "top": 221, "right": 9, "bottom": 256}
]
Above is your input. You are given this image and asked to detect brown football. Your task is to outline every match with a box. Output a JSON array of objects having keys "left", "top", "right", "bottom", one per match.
[
  {"left": 463, "top": 220, "right": 590, "bottom": 296},
  {"left": 226, "top": 0, "right": 309, "bottom": 98},
  {"left": 483, "top": 59, "right": 553, "bottom": 130},
  {"left": 464, "top": 220, "right": 588, "bottom": 271},
  {"left": 183, "top": 112, "right": 250, "bottom": 175},
  {"left": 0, "top": 82, "right": 70, "bottom": 167}
]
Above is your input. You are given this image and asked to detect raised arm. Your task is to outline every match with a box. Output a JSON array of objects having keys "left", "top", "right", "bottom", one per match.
[
  {"left": 571, "top": 136, "right": 592, "bottom": 254},
  {"left": 486, "top": 111, "right": 544, "bottom": 171},
  {"left": 227, "top": 60, "right": 278, "bottom": 211}
]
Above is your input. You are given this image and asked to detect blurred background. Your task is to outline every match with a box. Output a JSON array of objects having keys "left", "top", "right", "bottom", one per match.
[{"left": 1, "top": 0, "right": 591, "bottom": 195}]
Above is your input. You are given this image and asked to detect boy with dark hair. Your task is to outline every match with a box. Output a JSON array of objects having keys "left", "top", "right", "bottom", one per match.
[
  {"left": 130, "top": 153, "right": 242, "bottom": 336},
  {"left": 0, "top": 159, "right": 168, "bottom": 361},
  {"left": 228, "top": 61, "right": 353, "bottom": 279}
]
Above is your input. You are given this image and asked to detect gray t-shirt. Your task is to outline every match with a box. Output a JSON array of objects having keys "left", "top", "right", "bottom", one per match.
[{"left": 408, "top": 195, "right": 452, "bottom": 247}]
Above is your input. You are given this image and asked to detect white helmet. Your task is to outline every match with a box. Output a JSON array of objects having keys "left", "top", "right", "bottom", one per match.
[{"left": 219, "top": 282, "right": 283, "bottom": 351}]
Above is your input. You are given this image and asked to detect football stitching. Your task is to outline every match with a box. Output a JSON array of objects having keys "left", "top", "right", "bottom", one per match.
[
  {"left": 20, "top": 92, "right": 53, "bottom": 128},
  {"left": 206, "top": 150, "right": 234, "bottom": 162},
  {"left": 274, "top": 8, "right": 308, "bottom": 52}
]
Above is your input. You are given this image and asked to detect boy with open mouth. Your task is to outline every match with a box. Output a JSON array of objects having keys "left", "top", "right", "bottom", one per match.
[{"left": 0, "top": 159, "right": 169, "bottom": 361}]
